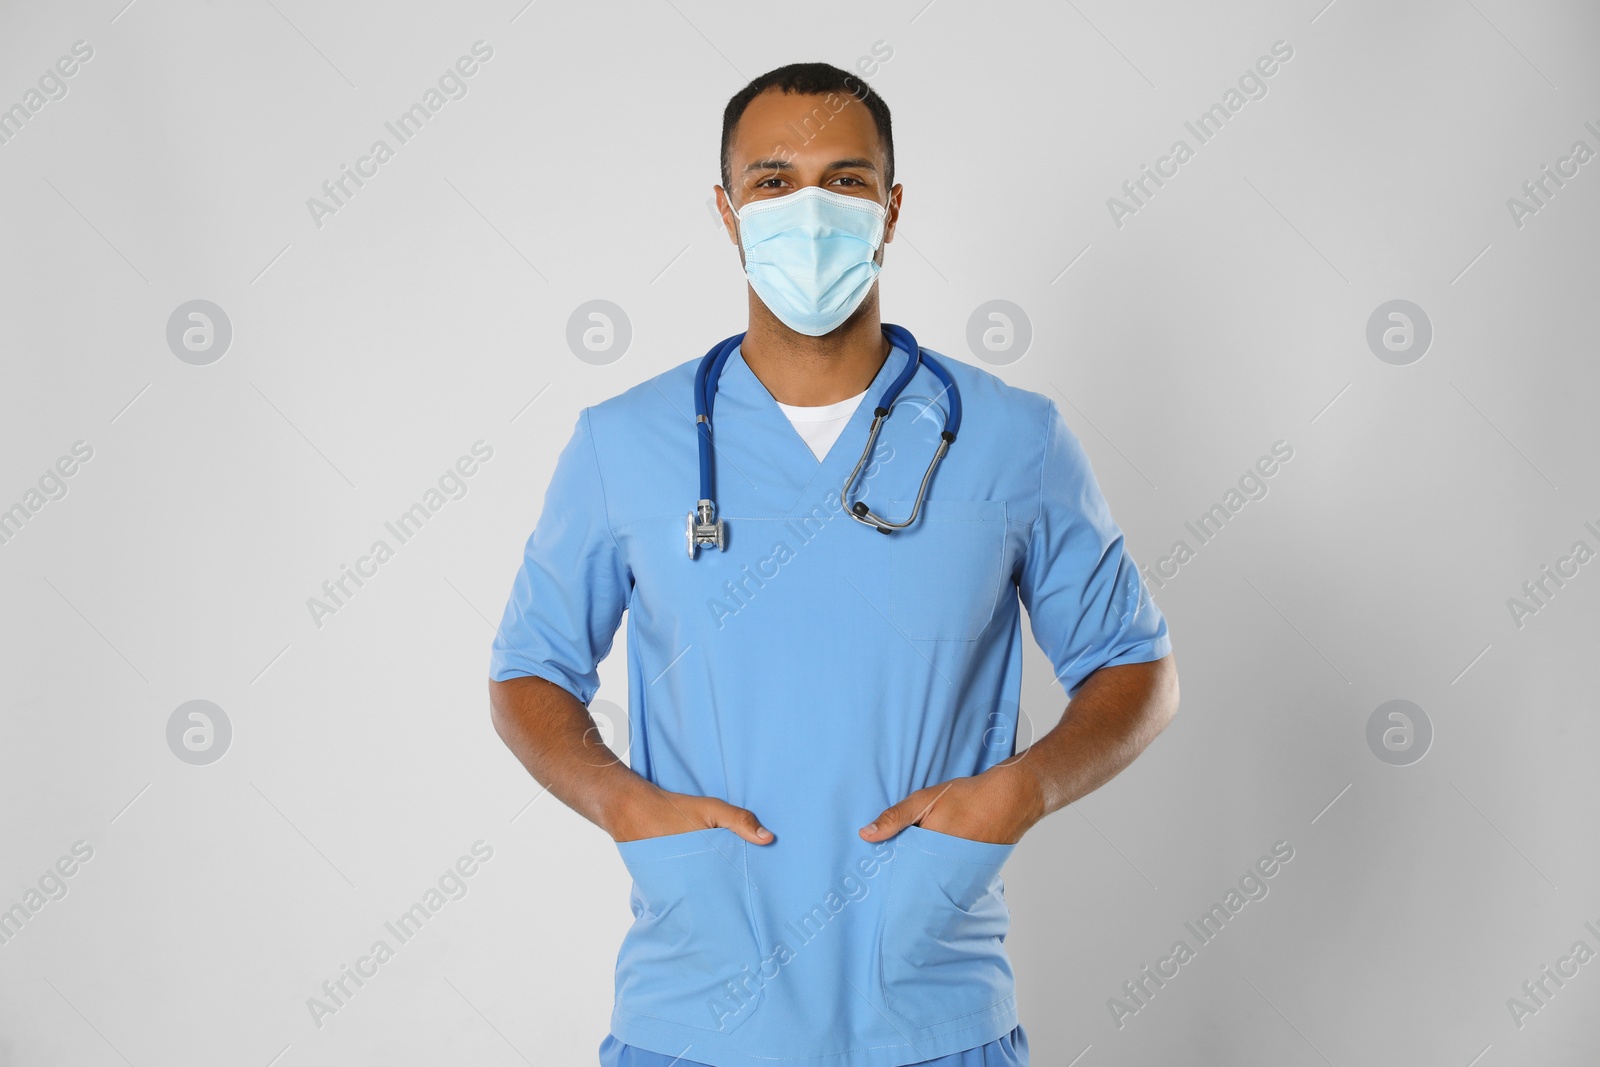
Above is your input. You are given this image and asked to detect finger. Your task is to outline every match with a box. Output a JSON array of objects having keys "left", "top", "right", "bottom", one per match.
[
  {"left": 715, "top": 802, "right": 774, "bottom": 845},
  {"left": 860, "top": 786, "right": 945, "bottom": 841},
  {"left": 858, "top": 806, "right": 897, "bottom": 841},
  {"left": 859, "top": 798, "right": 919, "bottom": 841}
]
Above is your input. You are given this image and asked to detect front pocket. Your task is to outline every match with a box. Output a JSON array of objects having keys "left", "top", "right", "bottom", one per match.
[
  {"left": 887, "top": 499, "right": 1008, "bottom": 641},
  {"left": 614, "top": 828, "right": 765, "bottom": 1033},
  {"left": 879, "top": 824, "right": 1016, "bottom": 1029}
]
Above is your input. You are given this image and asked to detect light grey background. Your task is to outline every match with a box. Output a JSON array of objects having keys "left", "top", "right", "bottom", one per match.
[{"left": 2, "top": 0, "right": 1597, "bottom": 1064}]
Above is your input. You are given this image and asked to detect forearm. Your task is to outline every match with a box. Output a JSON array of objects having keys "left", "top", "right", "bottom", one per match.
[
  {"left": 1007, "top": 654, "right": 1179, "bottom": 819},
  {"left": 488, "top": 675, "right": 652, "bottom": 836}
]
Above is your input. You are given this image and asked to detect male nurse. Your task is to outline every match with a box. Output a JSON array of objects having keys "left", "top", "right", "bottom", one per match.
[{"left": 489, "top": 62, "right": 1180, "bottom": 1067}]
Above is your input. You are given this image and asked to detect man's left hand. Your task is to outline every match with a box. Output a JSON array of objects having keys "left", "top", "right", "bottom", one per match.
[{"left": 858, "top": 761, "right": 1047, "bottom": 846}]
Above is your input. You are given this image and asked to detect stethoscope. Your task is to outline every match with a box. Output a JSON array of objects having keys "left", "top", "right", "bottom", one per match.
[{"left": 688, "top": 323, "right": 961, "bottom": 558}]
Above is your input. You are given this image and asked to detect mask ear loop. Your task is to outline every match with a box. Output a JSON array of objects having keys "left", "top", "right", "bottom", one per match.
[{"left": 721, "top": 191, "right": 748, "bottom": 270}]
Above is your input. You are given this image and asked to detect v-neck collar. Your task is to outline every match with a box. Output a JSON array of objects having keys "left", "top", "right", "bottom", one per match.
[{"left": 720, "top": 336, "right": 914, "bottom": 512}]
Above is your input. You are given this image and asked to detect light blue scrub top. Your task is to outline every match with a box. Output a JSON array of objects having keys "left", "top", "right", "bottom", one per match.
[
  {"left": 490, "top": 338, "right": 1171, "bottom": 1067},
  {"left": 597, "top": 1024, "right": 1027, "bottom": 1066}
]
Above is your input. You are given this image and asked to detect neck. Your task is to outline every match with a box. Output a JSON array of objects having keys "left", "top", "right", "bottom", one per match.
[{"left": 740, "top": 289, "right": 890, "bottom": 406}]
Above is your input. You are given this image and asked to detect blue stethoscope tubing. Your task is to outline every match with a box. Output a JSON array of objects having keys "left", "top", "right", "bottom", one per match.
[{"left": 688, "top": 323, "right": 960, "bottom": 557}]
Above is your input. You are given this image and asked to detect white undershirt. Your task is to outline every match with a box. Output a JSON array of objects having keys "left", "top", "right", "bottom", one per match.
[{"left": 774, "top": 389, "right": 868, "bottom": 461}]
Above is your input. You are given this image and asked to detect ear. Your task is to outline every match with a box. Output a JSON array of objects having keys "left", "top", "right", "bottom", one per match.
[{"left": 882, "top": 183, "right": 903, "bottom": 244}]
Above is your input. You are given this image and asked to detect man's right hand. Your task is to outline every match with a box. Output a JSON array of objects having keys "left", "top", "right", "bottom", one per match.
[
  {"left": 487, "top": 676, "right": 774, "bottom": 848},
  {"left": 607, "top": 785, "right": 774, "bottom": 846}
]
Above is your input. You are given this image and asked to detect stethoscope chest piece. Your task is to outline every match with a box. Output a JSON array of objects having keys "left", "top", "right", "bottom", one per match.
[{"left": 686, "top": 499, "right": 726, "bottom": 559}]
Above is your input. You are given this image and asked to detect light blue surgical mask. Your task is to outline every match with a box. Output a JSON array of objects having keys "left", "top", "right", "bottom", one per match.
[{"left": 729, "top": 186, "right": 888, "bottom": 337}]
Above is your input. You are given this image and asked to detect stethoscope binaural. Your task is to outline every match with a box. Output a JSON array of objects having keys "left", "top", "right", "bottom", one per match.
[{"left": 687, "top": 323, "right": 961, "bottom": 559}]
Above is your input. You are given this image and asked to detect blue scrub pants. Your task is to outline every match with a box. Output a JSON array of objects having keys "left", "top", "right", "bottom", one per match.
[{"left": 598, "top": 1024, "right": 1028, "bottom": 1066}]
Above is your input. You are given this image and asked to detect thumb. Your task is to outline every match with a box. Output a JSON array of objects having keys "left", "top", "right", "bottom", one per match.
[
  {"left": 714, "top": 802, "right": 774, "bottom": 845},
  {"left": 859, "top": 790, "right": 934, "bottom": 843}
]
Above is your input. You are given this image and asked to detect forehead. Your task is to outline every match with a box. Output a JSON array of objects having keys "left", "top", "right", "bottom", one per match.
[{"left": 729, "top": 87, "right": 884, "bottom": 165}]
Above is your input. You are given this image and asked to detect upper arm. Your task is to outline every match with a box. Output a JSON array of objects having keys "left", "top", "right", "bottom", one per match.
[
  {"left": 488, "top": 408, "right": 631, "bottom": 705},
  {"left": 1016, "top": 398, "right": 1171, "bottom": 699}
]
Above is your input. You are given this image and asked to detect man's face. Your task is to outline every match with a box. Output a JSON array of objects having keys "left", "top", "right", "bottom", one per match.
[{"left": 717, "top": 87, "right": 901, "bottom": 266}]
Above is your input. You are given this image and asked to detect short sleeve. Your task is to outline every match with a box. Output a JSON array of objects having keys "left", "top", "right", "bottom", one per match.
[
  {"left": 1018, "top": 399, "right": 1170, "bottom": 699},
  {"left": 489, "top": 408, "right": 631, "bottom": 702}
]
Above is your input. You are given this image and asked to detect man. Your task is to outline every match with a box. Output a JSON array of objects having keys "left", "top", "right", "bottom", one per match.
[{"left": 489, "top": 62, "right": 1179, "bottom": 1067}]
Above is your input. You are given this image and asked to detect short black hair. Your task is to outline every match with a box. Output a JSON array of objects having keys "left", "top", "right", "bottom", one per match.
[{"left": 720, "top": 62, "right": 894, "bottom": 194}]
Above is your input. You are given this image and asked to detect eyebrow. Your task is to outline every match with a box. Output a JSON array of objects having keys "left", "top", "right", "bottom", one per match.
[{"left": 742, "top": 157, "right": 879, "bottom": 175}]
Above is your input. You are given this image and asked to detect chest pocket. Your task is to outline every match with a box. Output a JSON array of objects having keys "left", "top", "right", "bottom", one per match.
[{"left": 886, "top": 499, "right": 1008, "bottom": 642}]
